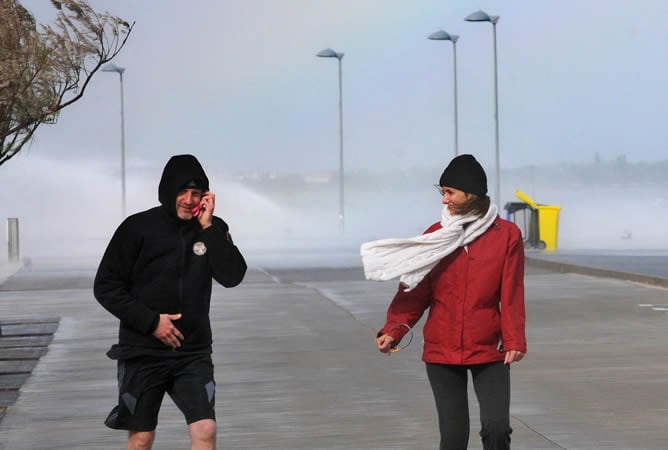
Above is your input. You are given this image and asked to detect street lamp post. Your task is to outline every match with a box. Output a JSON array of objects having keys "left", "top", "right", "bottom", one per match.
[
  {"left": 465, "top": 10, "right": 501, "bottom": 211},
  {"left": 428, "top": 30, "right": 460, "bottom": 157},
  {"left": 316, "top": 48, "right": 345, "bottom": 233},
  {"left": 101, "top": 63, "right": 127, "bottom": 218}
]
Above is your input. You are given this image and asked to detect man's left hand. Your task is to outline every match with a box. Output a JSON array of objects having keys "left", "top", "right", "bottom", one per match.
[
  {"left": 198, "top": 192, "right": 215, "bottom": 229},
  {"left": 504, "top": 350, "right": 524, "bottom": 364}
]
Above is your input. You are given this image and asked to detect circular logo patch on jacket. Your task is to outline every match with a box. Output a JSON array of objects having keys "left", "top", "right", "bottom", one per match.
[{"left": 193, "top": 241, "right": 207, "bottom": 256}]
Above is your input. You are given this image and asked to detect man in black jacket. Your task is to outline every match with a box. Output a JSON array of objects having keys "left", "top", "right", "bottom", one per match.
[{"left": 94, "top": 154, "right": 246, "bottom": 450}]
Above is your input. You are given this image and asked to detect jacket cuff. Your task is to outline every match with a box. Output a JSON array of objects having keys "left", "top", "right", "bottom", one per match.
[
  {"left": 378, "top": 324, "right": 409, "bottom": 347},
  {"left": 148, "top": 313, "right": 160, "bottom": 334},
  {"left": 503, "top": 342, "right": 527, "bottom": 354}
]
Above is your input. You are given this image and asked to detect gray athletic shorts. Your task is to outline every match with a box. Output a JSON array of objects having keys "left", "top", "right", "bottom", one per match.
[{"left": 104, "top": 353, "right": 216, "bottom": 431}]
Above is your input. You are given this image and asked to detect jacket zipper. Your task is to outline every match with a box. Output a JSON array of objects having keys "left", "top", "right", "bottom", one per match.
[
  {"left": 178, "top": 228, "right": 186, "bottom": 315},
  {"left": 460, "top": 246, "right": 469, "bottom": 364}
]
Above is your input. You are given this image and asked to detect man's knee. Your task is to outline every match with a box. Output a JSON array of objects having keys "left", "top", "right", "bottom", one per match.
[
  {"left": 128, "top": 430, "right": 156, "bottom": 450},
  {"left": 189, "top": 419, "right": 217, "bottom": 444},
  {"left": 480, "top": 420, "right": 512, "bottom": 449}
]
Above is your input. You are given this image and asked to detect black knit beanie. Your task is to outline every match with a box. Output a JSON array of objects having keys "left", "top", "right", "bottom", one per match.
[{"left": 439, "top": 154, "right": 488, "bottom": 196}]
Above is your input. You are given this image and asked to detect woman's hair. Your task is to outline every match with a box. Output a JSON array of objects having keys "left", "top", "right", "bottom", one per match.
[{"left": 457, "top": 193, "right": 491, "bottom": 217}]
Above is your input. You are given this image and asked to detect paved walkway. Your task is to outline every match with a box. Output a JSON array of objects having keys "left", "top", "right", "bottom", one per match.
[{"left": 0, "top": 259, "right": 667, "bottom": 449}]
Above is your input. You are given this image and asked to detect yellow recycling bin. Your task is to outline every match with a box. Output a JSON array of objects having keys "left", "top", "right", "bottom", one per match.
[
  {"left": 513, "top": 190, "right": 561, "bottom": 252},
  {"left": 535, "top": 205, "right": 561, "bottom": 251}
]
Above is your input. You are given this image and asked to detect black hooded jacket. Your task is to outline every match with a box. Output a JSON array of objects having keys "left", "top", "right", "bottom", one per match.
[{"left": 94, "top": 154, "right": 247, "bottom": 358}]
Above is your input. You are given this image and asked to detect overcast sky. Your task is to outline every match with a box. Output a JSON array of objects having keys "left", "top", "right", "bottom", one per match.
[
  {"left": 2, "top": 0, "right": 668, "bottom": 259},
  {"left": 14, "top": 0, "right": 668, "bottom": 174}
]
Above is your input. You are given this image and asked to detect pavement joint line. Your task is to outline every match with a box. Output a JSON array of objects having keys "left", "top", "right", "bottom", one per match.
[
  {"left": 293, "top": 281, "right": 362, "bottom": 324},
  {"left": 0, "top": 345, "right": 50, "bottom": 349},
  {"left": 0, "top": 357, "right": 41, "bottom": 361},
  {"left": 253, "top": 266, "right": 281, "bottom": 284},
  {"left": 0, "top": 333, "right": 56, "bottom": 337},
  {"left": 511, "top": 414, "right": 566, "bottom": 450}
]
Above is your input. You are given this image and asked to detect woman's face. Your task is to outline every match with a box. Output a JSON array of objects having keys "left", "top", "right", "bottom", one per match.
[{"left": 440, "top": 186, "right": 469, "bottom": 215}]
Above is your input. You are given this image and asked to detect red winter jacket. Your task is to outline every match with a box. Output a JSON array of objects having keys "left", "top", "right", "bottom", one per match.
[{"left": 379, "top": 216, "right": 526, "bottom": 365}]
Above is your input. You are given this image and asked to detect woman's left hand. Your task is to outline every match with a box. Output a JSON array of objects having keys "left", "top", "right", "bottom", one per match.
[
  {"left": 375, "top": 334, "right": 395, "bottom": 354},
  {"left": 504, "top": 350, "right": 524, "bottom": 364}
]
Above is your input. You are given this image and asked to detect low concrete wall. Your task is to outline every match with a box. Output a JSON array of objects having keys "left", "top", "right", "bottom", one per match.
[{"left": 526, "top": 255, "right": 668, "bottom": 289}]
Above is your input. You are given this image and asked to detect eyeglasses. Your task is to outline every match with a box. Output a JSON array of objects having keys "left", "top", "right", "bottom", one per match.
[{"left": 433, "top": 184, "right": 445, "bottom": 196}]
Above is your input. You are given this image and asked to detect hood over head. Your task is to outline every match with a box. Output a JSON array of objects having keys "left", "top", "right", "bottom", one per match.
[{"left": 158, "top": 154, "right": 210, "bottom": 215}]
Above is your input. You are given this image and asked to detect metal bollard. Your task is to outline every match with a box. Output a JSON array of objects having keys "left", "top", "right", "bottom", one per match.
[{"left": 7, "top": 218, "right": 19, "bottom": 262}]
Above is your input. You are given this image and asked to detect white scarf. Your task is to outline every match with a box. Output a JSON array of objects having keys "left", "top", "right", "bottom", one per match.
[{"left": 360, "top": 203, "right": 498, "bottom": 291}]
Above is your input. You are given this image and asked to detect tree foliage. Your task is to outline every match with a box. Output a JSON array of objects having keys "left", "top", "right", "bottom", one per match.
[{"left": 0, "top": 0, "right": 133, "bottom": 165}]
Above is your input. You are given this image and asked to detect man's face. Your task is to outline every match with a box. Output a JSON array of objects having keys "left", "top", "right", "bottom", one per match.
[
  {"left": 175, "top": 188, "right": 203, "bottom": 220},
  {"left": 440, "top": 186, "right": 469, "bottom": 215}
]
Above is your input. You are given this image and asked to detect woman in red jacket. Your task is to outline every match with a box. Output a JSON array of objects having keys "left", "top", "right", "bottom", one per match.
[{"left": 361, "top": 154, "right": 526, "bottom": 450}]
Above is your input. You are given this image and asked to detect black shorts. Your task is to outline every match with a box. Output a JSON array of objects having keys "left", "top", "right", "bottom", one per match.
[{"left": 104, "top": 353, "right": 216, "bottom": 431}]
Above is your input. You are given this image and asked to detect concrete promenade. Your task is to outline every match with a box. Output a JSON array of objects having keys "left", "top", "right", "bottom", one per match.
[{"left": 0, "top": 256, "right": 667, "bottom": 449}]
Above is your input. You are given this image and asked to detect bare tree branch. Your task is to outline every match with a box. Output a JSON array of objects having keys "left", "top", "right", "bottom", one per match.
[{"left": 0, "top": 0, "right": 133, "bottom": 165}]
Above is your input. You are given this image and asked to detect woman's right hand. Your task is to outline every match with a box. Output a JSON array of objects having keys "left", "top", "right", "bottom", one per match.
[{"left": 376, "top": 334, "right": 396, "bottom": 354}]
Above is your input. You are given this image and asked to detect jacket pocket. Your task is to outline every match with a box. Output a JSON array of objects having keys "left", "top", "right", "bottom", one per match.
[{"left": 469, "top": 307, "right": 501, "bottom": 346}]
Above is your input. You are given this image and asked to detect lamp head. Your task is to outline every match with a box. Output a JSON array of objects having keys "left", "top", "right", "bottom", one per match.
[
  {"left": 465, "top": 10, "right": 499, "bottom": 24},
  {"left": 316, "top": 48, "right": 343, "bottom": 60},
  {"left": 102, "top": 63, "right": 125, "bottom": 74},
  {"left": 428, "top": 30, "right": 459, "bottom": 43}
]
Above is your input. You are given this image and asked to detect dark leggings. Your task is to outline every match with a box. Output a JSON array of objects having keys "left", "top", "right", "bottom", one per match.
[{"left": 426, "top": 361, "right": 512, "bottom": 450}]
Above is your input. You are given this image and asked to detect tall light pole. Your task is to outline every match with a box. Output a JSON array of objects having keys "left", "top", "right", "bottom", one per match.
[
  {"left": 465, "top": 10, "right": 501, "bottom": 211},
  {"left": 101, "top": 63, "right": 127, "bottom": 218},
  {"left": 428, "top": 30, "right": 460, "bottom": 157},
  {"left": 316, "top": 48, "right": 345, "bottom": 233}
]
